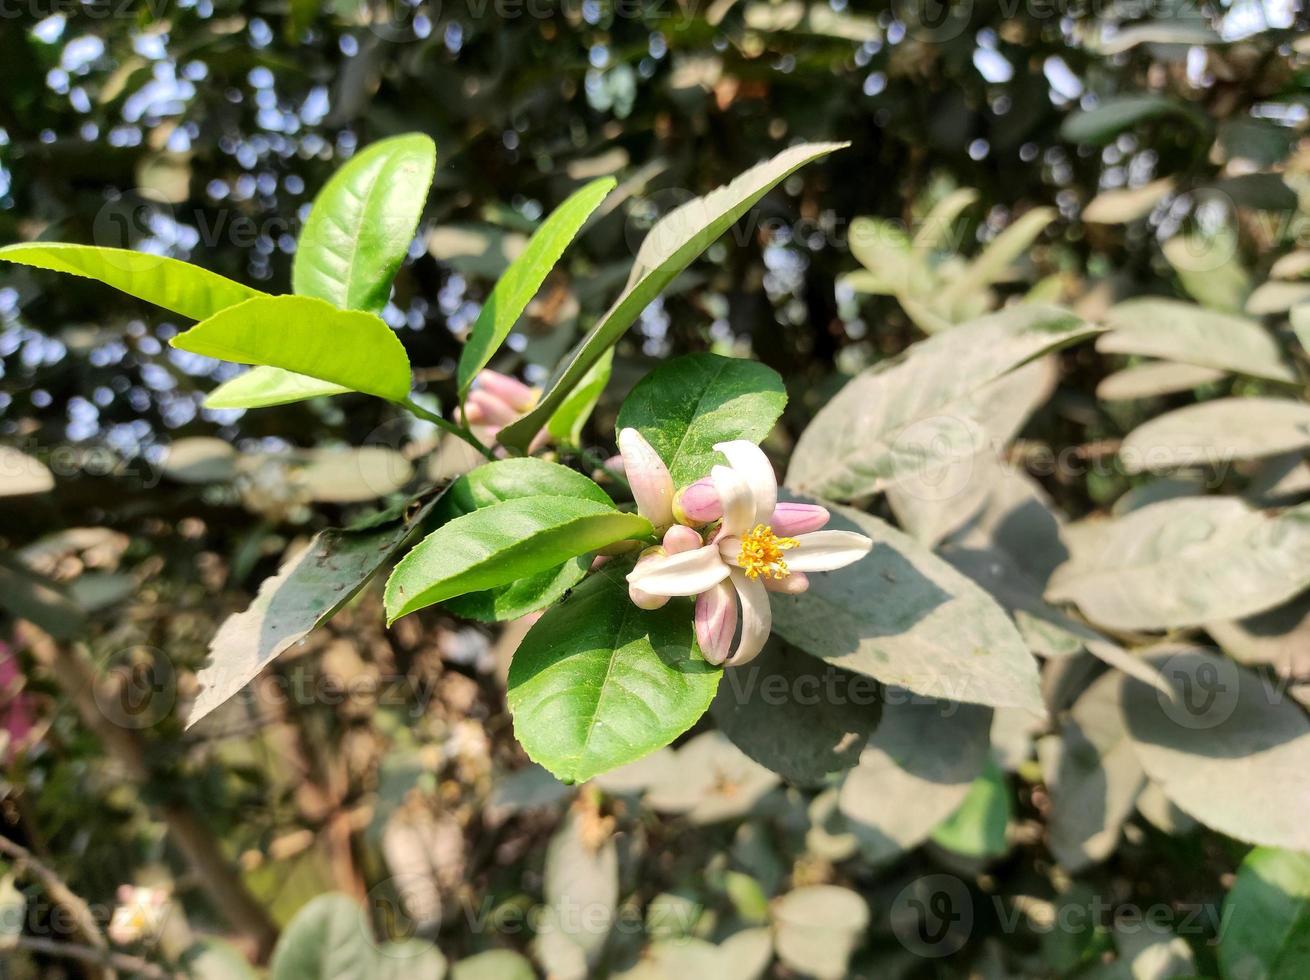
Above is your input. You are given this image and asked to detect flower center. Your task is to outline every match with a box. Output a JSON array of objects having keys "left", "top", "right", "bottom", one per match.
[{"left": 737, "top": 523, "right": 799, "bottom": 580}]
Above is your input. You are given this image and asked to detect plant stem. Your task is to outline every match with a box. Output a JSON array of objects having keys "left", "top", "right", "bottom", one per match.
[
  {"left": 15, "top": 936, "right": 177, "bottom": 980},
  {"left": 400, "top": 397, "right": 495, "bottom": 460}
]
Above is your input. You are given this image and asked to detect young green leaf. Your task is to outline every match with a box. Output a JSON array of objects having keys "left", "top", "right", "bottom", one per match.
[
  {"left": 385, "top": 496, "right": 650, "bottom": 622},
  {"left": 616, "top": 352, "right": 787, "bottom": 487},
  {"left": 0, "top": 242, "right": 263, "bottom": 321},
  {"left": 171, "top": 295, "right": 412, "bottom": 401},
  {"left": 545, "top": 347, "right": 613, "bottom": 447},
  {"left": 497, "top": 142, "right": 847, "bottom": 449},
  {"left": 930, "top": 760, "right": 1012, "bottom": 859},
  {"left": 204, "top": 367, "right": 350, "bottom": 409},
  {"left": 787, "top": 304, "right": 1100, "bottom": 501},
  {"left": 293, "top": 133, "right": 437, "bottom": 314},
  {"left": 506, "top": 563, "right": 721, "bottom": 783},
  {"left": 457, "top": 177, "right": 616, "bottom": 393}
]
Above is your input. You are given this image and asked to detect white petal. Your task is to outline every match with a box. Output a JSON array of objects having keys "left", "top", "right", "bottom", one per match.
[
  {"left": 717, "top": 535, "right": 743, "bottom": 566},
  {"left": 727, "top": 569, "right": 771, "bottom": 666},
  {"left": 711, "top": 464, "right": 755, "bottom": 539},
  {"left": 786, "top": 530, "right": 873, "bottom": 572},
  {"left": 618, "top": 428, "right": 674, "bottom": 530},
  {"left": 625, "top": 544, "right": 729, "bottom": 597},
  {"left": 715, "top": 440, "right": 777, "bottom": 527}
]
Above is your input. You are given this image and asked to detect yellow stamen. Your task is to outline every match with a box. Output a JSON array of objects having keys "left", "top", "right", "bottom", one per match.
[{"left": 737, "top": 523, "right": 799, "bottom": 580}]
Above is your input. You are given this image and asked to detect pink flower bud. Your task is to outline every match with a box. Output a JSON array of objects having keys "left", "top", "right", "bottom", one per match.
[
  {"left": 662, "top": 524, "right": 702, "bottom": 554},
  {"left": 468, "top": 388, "right": 519, "bottom": 427},
  {"left": 674, "top": 478, "right": 722, "bottom": 525},
  {"left": 769, "top": 503, "right": 830, "bottom": 537},
  {"left": 618, "top": 428, "right": 674, "bottom": 530},
  {"left": 695, "top": 580, "right": 737, "bottom": 666},
  {"left": 476, "top": 370, "right": 539, "bottom": 413}
]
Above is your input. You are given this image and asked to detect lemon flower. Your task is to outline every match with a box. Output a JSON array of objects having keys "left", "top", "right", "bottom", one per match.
[{"left": 625, "top": 440, "right": 872, "bottom": 666}]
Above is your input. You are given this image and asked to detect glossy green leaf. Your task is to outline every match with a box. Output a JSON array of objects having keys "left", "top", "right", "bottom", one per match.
[
  {"left": 293, "top": 133, "right": 437, "bottom": 314},
  {"left": 498, "top": 142, "right": 846, "bottom": 449},
  {"left": 1220, "top": 847, "right": 1310, "bottom": 980},
  {"left": 171, "top": 295, "right": 412, "bottom": 401},
  {"left": 1097, "top": 299, "right": 1295, "bottom": 383},
  {"left": 930, "top": 760, "right": 1012, "bottom": 859},
  {"left": 269, "top": 893, "right": 375, "bottom": 980},
  {"left": 771, "top": 496, "right": 1044, "bottom": 714},
  {"left": 443, "top": 557, "right": 589, "bottom": 623},
  {"left": 457, "top": 177, "right": 615, "bottom": 393},
  {"left": 787, "top": 305, "right": 1100, "bottom": 500},
  {"left": 506, "top": 563, "right": 721, "bottom": 783},
  {"left": 1060, "top": 94, "right": 1199, "bottom": 145},
  {"left": 385, "top": 496, "right": 649, "bottom": 622},
  {"left": 616, "top": 352, "right": 788, "bottom": 487},
  {"left": 546, "top": 347, "right": 613, "bottom": 447},
  {"left": 0, "top": 242, "right": 263, "bottom": 321},
  {"left": 443, "top": 457, "right": 613, "bottom": 515},
  {"left": 1047, "top": 498, "right": 1310, "bottom": 630},
  {"left": 205, "top": 367, "right": 349, "bottom": 409}
]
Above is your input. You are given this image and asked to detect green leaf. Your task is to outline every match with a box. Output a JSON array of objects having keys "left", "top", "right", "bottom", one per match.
[
  {"left": 0, "top": 242, "right": 263, "bottom": 321},
  {"left": 930, "top": 760, "right": 1012, "bottom": 859},
  {"left": 443, "top": 457, "right": 613, "bottom": 515},
  {"left": 1220, "top": 847, "right": 1310, "bottom": 980},
  {"left": 451, "top": 951, "right": 535, "bottom": 980},
  {"left": 642, "top": 731, "right": 780, "bottom": 823},
  {"left": 1121, "top": 647, "right": 1310, "bottom": 852},
  {"left": 457, "top": 177, "right": 615, "bottom": 393},
  {"left": 376, "top": 941, "right": 447, "bottom": 980},
  {"left": 772, "top": 886, "right": 868, "bottom": 980},
  {"left": 385, "top": 497, "right": 650, "bottom": 622},
  {"left": 787, "top": 305, "right": 1100, "bottom": 500},
  {"left": 205, "top": 367, "right": 350, "bottom": 410},
  {"left": 1097, "top": 299, "right": 1295, "bottom": 383},
  {"left": 546, "top": 347, "right": 613, "bottom": 447},
  {"left": 616, "top": 353, "right": 788, "bottom": 487},
  {"left": 939, "top": 206, "right": 1055, "bottom": 305},
  {"left": 498, "top": 142, "right": 847, "bottom": 449},
  {"left": 187, "top": 490, "right": 446, "bottom": 729},
  {"left": 1060, "top": 94, "right": 1200, "bottom": 145},
  {"left": 506, "top": 563, "right": 721, "bottom": 783},
  {"left": 771, "top": 495, "right": 1045, "bottom": 715},
  {"left": 438, "top": 459, "right": 614, "bottom": 622},
  {"left": 1163, "top": 229, "right": 1252, "bottom": 313},
  {"left": 711, "top": 640, "right": 876, "bottom": 787},
  {"left": 537, "top": 809, "right": 619, "bottom": 969},
  {"left": 838, "top": 697, "right": 992, "bottom": 865},
  {"left": 171, "top": 295, "right": 412, "bottom": 401},
  {"left": 1047, "top": 499, "right": 1310, "bottom": 631},
  {"left": 1119, "top": 398, "right": 1310, "bottom": 472},
  {"left": 293, "top": 133, "right": 437, "bottom": 314},
  {"left": 269, "top": 894, "right": 376, "bottom": 980}
]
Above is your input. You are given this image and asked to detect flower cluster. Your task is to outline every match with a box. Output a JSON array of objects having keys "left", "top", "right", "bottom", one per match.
[{"left": 618, "top": 431, "right": 872, "bottom": 667}]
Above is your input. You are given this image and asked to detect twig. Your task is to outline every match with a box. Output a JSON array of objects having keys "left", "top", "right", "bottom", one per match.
[
  {"left": 14, "top": 936, "right": 177, "bottom": 980},
  {"left": 0, "top": 835, "right": 108, "bottom": 953},
  {"left": 399, "top": 397, "right": 495, "bottom": 460}
]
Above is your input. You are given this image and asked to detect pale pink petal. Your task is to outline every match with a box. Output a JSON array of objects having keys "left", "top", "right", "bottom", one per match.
[
  {"left": 769, "top": 502, "right": 830, "bottom": 536},
  {"left": 695, "top": 579, "right": 737, "bottom": 666},
  {"left": 675, "top": 478, "right": 722, "bottom": 525},
  {"left": 764, "top": 571, "right": 809, "bottom": 594},
  {"left": 786, "top": 530, "right": 873, "bottom": 572},
  {"left": 618, "top": 428, "right": 674, "bottom": 530},
  {"left": 628, "top": 584, "right": 670, "bottom": 610},
  {"left": 526, "top": 427, "right": 552, "bottom": 454},
  {"left": 715, "top": 440, "right": 777, "bottom": 527},
  {"left": 727, "top": 570, "right": 771, "bottom": 666},
  {"left": 662, "top": 524, "right": 703, "bottom": 554},
  {"left": 625, "top": 544, "right": 729, "bottom": 597},
  {"left": 468, "top": 388, "right": 518, "bottom": 427},
  {"left": 476, "top": 369, "right": 539, "bottom": 413},
  {"left": 711, "top": 464, "right": 754, "bottom": 539}
]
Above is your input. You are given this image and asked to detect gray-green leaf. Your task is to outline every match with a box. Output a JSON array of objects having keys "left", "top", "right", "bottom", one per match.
[
  {"left": 1119, "top": 398, "right": 1310, "bottom": 473},
  {"left": 269, "top": 894, "right": 376, "bottom": 980}
]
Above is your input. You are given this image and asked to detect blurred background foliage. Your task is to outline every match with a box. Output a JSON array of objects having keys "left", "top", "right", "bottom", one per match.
[{"left": 1, "top": 0, "right": 1309, "bottom": 977}]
